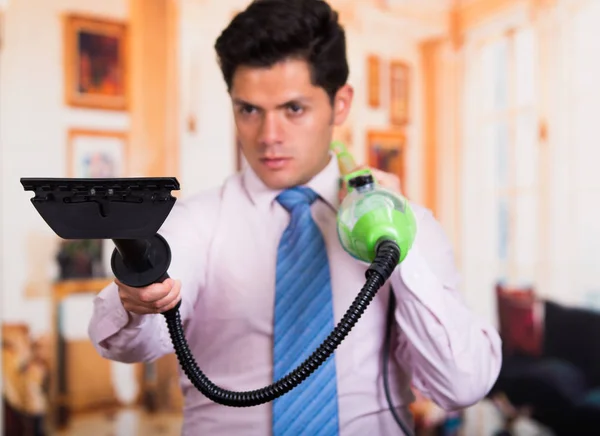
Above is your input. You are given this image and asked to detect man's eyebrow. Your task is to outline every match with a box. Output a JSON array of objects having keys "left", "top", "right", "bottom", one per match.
[
  {"left": 232, "top": 98, "right": 255, "bottom": 107},
  {"left": 232, "top": 97, "right": 311, "bottom": 109}
]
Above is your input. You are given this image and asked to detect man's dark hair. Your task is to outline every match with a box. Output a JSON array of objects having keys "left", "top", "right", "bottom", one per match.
[{"left": 214, "top": 0, "right": 349, "bottom": 102}]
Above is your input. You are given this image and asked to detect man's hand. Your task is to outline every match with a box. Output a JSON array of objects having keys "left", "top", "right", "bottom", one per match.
[
  {"left": 116, "top": 278, "right": 182, "bottom": 315},
  {"left": 338, "top": 165, "right": 402, "bottom": 203}
]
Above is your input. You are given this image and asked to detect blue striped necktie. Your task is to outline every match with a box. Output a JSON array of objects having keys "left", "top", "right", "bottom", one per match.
[{"left": 272, "top": 186, "right": 340, "bottom": 436}]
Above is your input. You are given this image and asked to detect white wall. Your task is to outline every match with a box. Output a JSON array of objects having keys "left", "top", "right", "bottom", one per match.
[{"left": 548, "top": 0, "right": 600, "bottom": 307}]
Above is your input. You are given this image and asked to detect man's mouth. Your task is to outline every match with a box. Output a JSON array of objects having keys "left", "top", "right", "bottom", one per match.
[{"left": 261, "top": 157, "right": 291, "bottom": 169}]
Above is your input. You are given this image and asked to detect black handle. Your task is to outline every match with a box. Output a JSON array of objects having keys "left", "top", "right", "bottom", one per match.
[
  {"left": 111, "top": 235, "right": 180, "bottom": 317},
  {"left": 111, "top": 234, "right": 173, "bottom": 288}
]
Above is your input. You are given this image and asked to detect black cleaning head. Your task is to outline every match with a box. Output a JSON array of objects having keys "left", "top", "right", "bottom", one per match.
[{"left": 20, "top": 177, "right": 180, "bottom": 240}]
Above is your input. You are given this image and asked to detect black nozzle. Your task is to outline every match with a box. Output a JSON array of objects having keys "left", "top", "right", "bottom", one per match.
[
  {"left": 20, "top": 177, "right": 180, "bottom": 290},
  {"left": 20, "top": 177, "right": 179, "bottom": 239},
  {"left": 348, "top": 173, "right": 374, "bottom": 190}
]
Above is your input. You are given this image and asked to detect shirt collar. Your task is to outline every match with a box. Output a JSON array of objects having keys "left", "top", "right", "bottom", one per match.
[{"left": 242, "top": 151, "right": 341, "bottom": 212}]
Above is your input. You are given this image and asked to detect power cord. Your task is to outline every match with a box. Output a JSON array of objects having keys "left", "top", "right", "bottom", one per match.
[{"left": 383, "top": 288, "right": 415, "bottom": 436}]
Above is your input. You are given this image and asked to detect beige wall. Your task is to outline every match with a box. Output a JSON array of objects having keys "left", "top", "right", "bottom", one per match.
[{"left": 0, "top": 0, "right": 130, "bottom": 334}]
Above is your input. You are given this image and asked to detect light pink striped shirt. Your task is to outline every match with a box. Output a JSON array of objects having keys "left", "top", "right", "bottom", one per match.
[{"left": 88, "top": 155, "right": 502, "bottom": 435}]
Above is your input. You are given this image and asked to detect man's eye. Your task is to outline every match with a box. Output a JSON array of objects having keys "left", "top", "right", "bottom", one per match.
[
  {"left": 287, "top": 104, "right": 304, "bottom": 115},
  {"left": 240, "top": 105, "right": 257, "bottom": 115}
]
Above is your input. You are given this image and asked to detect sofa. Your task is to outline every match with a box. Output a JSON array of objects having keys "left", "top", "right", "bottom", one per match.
[{"left": 489, "top": 284, "right": 600, "bottom": 435}]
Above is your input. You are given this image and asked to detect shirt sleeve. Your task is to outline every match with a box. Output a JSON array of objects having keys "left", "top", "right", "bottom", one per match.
[
  {"left": 88, "top": 196, "right": 213, "bottom": 364},
  {"left": 389, "top": 205, "right": 502, "bottom": 411}
]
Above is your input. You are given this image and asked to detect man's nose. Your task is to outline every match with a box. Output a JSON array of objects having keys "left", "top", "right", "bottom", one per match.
[{"left": 259, "top": 112, "right": 283, "bottom": 146}]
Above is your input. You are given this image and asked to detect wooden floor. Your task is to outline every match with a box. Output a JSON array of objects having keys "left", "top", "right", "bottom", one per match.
[{"left": 56, "top": 408, "right": 183, "bottom": 436}]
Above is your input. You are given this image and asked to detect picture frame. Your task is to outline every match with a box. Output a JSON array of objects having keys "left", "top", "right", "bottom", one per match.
[
  {"left": 366, "top": 129, "right": 407, "bottom": 191},
  {"left": 63, "top": 14, "right": 128, "bottom": 110},
  {"left": 389, "top": 60, "right": 410, "bottom": 126},
  {"left": 367, "top": 55, "right": 381, "bottom": 108},
  {"left": 67, "top": 129, "right": 128, "bottom": 178}
]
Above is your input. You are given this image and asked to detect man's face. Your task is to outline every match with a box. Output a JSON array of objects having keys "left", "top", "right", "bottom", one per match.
[{"left": 230, "top": 58, "right": 353, "bottom": 190}]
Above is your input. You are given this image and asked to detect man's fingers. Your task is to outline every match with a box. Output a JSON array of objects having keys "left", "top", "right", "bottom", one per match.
[
  {"left": 122, "top": 303, "right": 156, "bottom": 315},
  {"left": 123, "top": 286, "right": 180, "bottom": 315},
  {"left": 157, "top": 294, "right": 182, "bottom": 313},
  {"left": 117, "top": 278, "right": 175, "bottom": 303},
  {"left": 116, "top": 277, "right": 180, "bottom": 315},
  {"left": 151, "top": 280, "right": 182, "bottom": 311}
]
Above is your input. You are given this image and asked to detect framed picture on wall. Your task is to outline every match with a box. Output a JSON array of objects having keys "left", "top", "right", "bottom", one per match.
[
  {"left": 367, "top": 55, "right": 381, "bottom": 108},
  {"left": 63, "top": 14, "right": 128, "bottom": 110},
  {"left": 67, "top": 129, "right": 128, "bottom": 178},
  {"left": 389, "top": 61, "right": 410, "bottom": 126},
  {"left": 366, "top": 129, "right": 406, "bottom": 192}
]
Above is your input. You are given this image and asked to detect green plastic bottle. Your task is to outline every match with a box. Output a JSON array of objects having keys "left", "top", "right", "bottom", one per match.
[{"left": 335, "top": 165, "right": 417, "bottom": 265}]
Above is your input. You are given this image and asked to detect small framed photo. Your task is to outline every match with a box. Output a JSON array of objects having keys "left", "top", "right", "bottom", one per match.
[
  {"left": 389, "top": 61, "right": 410, "bottom": 126},
  {"left": 366, "top": 129, "right": 407, "bottom": 191},
  {"left": 63, "top": 14, "right": 128, "bottom": 110},
  {"left": 367, "top": 55, "right": 381, "bottom": 108},
  {"left": 67, "top": 129, "right": 128, "bottom": 178}
]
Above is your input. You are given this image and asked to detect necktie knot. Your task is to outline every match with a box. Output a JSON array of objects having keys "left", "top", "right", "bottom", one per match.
[{"left": 276, "top": 186, "right": 319, "bottom": 212}]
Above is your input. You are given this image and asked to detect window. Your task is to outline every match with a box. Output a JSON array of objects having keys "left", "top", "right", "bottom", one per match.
[
  {"left": 464, "top": 25, "right": 539, "bottom": 294},
  {"left": 485, "top": 27, "right": 538, "bottom": 285}
]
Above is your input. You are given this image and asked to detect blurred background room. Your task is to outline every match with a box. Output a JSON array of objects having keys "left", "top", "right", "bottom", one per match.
[{"left": 1, "top": 0, "right": 600, "bottom": 434}]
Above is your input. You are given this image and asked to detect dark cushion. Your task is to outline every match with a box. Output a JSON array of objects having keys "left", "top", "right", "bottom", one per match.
[
  {"left": 569, "top": 388, "right": 600, "bottom": 433},
  {"left": 543, "top": 301, "right": 600, "bottom": 387},
  {"left": 498, "top": 357, "right": 588, "bottom": 410}
]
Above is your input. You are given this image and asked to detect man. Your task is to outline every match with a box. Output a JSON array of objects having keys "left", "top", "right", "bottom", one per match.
[{"left": 88, "top": 0, "right": 502, "bottom": 434}]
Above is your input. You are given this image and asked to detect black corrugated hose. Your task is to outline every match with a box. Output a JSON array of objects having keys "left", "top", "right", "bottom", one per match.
[{"left": 161, "top": 239, "right": 401, "bottom": 408}]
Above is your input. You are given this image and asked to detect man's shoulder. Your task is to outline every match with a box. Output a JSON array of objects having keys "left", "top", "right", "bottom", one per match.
[
  {"left": 407, "top": 200, "right": 435, "bottom": 222},
  {"left": 405, "top": 199, "right": 451, "bottom": 247}
]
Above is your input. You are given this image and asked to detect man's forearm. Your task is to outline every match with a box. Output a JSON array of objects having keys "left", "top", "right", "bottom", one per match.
[{"left": 390, "top": 242, "right": 502, "bottom": 410}]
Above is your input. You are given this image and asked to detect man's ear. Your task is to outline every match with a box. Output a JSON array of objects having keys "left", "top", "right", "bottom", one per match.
[{"left": 332, "top": 84, "right": 354, "bottom": 126}]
